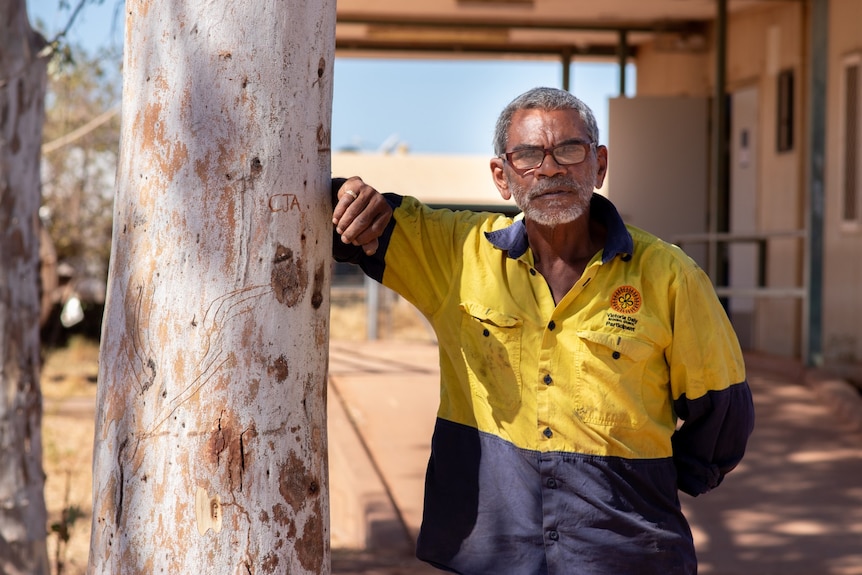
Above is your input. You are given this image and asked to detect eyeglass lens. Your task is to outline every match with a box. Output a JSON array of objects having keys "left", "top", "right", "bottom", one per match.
[{"left": 509, "top": 143, "right": 589, "bottom": 170}]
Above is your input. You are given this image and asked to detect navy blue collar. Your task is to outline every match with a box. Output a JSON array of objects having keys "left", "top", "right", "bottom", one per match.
[{"left": 484, "top": 193, "right": 634, "bottom": 263}]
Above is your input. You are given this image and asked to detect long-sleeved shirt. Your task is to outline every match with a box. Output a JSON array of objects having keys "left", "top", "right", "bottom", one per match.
[{"left": 332, "top": 181, "right": 755, "bottom": 575}]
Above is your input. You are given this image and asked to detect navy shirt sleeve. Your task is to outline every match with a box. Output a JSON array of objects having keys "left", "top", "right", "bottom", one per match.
[{"left": 672, "top": 381, "right": 755, "bottom": 496}]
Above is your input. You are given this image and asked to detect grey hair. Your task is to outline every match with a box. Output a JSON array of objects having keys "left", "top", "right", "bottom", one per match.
[{"left": 493, "top": 87, "right": 600, "bottom": 156}]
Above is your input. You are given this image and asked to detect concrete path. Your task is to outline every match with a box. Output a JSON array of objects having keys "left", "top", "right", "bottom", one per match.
[
  {"left": 328, "top": 340, "right": 862, "bottom": 575},
  {"left": 328, "top": 339, "right": 441, "bottom": 574}
]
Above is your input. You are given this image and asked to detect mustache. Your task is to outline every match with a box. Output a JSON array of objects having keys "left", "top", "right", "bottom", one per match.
[{"left": 526, "top": 176, "right": 586, "bottom": 199}]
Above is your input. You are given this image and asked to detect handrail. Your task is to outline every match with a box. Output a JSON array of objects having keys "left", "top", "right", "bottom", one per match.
[
  {"left": 674, "top": 229, "right": 808, "bottom": 299},
  {"left": 674, "top": 229, "right": 807, "bottom": 243},
  {"left": 675, "top": 228, "right": 810, "bottom": 362}
]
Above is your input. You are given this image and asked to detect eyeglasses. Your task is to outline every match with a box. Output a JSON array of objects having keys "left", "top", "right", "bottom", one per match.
[{"left": 501, "top": 141, "right": 595, "bottom": 172}]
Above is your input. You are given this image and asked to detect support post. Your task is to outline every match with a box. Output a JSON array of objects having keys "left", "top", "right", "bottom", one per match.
[
  {"left": 709, "top": 0, "right": 729, "bottom": 288},
  {"left": 618, "top": 29, "right": 628, "bottom": 96},
  {"left": 804, "top": 0, "right": 827, "bottom": 366}
]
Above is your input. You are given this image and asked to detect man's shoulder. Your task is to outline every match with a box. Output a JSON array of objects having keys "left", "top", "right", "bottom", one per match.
[
  {"left": 398, "top": 195, "right": 514, "bottom": 230},
  {"left": 626, "top": 224, "right": 701, "bottom": 273}
]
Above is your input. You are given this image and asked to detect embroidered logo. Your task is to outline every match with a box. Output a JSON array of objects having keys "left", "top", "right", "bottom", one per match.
[{"left": 610, "top": 285, "right": 642, "bottom": 314}]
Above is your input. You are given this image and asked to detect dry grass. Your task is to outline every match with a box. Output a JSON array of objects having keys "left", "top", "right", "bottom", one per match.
[
  {"left": 330, "top": 288, "right": 434, "bottom": 343},
  {"left": 41, "top": 336, "right": 99, "bottom": 575},
  {"left": 38, "top": 295, "right": 432, "bottom": 574}
]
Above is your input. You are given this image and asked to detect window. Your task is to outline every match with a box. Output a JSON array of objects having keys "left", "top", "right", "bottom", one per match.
[
  {"left": 776, "top": 69, "right": 794, "bottom": 153},
  {"left": 841, "top": 54, "right": 861, "bottom": 226}
]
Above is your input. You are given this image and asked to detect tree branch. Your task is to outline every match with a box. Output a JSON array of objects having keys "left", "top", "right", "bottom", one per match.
[{"left": 51, "top": 0, "right": 89, "bottom": 45}]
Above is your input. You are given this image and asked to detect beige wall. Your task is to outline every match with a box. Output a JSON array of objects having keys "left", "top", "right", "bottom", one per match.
[
  {"left": 637, "top": 2, "right": 807, "bottom": 357},
  {"left": 636, "top": 47, "right": 710, "bottom": 97},
  {"left": 727, "top": 3, "right": 806, "bottom": 357},
  {"left": 823, "top": 0, "right": 862, "bottom": 364}
]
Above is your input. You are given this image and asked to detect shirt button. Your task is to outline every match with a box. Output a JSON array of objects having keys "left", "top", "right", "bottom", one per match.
[
  {"left": 548, "top": 320, "right": 556, "bottom": 331},
  {"left": 612, "top": 351, "right": 621, "bottom": 359},
  {"left": 543, "top": 427, "right": 553, "bottom": 438},
  {"left": 543, "top": 374, "right": 552, "bottom": 385},
  {"left": 548, "top": 530, "right": 560, "bottom": 541},
  {"left": 530, "top": 268, "right": 537, "bottom": 276},
  {"left": 546, "top": 478, "right": 558, "bottom": 489}
]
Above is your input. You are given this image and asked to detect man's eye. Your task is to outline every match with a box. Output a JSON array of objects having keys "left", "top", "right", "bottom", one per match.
[{"left": 514, "top": 150, "right": 542, "bottom": 160}]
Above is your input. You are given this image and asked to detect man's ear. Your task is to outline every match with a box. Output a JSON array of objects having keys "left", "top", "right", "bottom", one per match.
[
  {"left": 594, "top": 145, "right": 609, "bottom": 189},
  {"left": 491, "top": 157, "right": 511, "bottom": 200}
]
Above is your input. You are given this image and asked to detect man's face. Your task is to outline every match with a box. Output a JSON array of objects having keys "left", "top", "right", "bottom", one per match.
[{"left": 496, "top": 109, "right": 605, "bottom": 227}]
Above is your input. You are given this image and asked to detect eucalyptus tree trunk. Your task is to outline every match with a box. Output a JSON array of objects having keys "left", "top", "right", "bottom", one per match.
[
  {"left": 0, "top": 1, "right": 50, "bottom": 573},
  {"left": 88, "top": 1, "right": 336, "bottom": 573}
]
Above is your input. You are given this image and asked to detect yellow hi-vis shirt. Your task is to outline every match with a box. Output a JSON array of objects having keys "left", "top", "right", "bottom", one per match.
[{"left": 332, "top": 183, "right": 754, "bottom": 575}]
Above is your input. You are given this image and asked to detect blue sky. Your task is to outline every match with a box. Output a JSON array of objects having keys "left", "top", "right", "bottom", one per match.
[{"left": 27, "top": 0, "right": 634, "bottom": 155}]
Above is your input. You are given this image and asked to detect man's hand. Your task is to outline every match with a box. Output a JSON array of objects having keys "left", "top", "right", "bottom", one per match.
[{"left": 332, "top": 177, "right": 393, "bottom": 256}]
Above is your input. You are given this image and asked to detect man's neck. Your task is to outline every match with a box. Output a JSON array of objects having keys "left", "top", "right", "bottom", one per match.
[{"left": 526, "top": 211, "right": 606, "bottom": 304}]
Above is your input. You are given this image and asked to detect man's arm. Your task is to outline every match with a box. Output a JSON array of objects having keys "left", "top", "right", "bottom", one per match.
[
  {"left": 667, "top": 265, "right": 755, "bottom": 497},
  {"left": 672, "top": 382, "right": 754, "bottom": 496}
]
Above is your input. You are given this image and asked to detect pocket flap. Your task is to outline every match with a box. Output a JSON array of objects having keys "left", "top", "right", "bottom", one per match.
[
  {"left": 459, "top": 302, "right": 521, "bottom": 328},
  {"left": 577, "top": 330, "right": 654, "bottom": 362}
]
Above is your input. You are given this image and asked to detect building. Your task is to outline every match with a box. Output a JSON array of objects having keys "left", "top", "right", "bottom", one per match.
[{"left": 333, "top": 1, "right": 862, "bottom": 382}]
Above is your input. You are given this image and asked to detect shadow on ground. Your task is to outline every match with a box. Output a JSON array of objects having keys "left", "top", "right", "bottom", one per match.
[
  {"left": 683, "top": 373, "right": 862, "bottom": 575},
  {"left": 332, "top": 549, "right": 441, "bottom": 575}
]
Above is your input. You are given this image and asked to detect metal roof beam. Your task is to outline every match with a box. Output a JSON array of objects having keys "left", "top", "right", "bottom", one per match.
[
  {"left": 335, "top": 40, "right": 633, "bottom": 59},
  {"left": 336, "top": 13, "right": 706, "bottom": 35}
]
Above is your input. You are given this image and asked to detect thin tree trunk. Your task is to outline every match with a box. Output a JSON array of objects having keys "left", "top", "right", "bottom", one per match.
[
  {"left": 0, "top": 1, "right": 50, "bottom": 573},
  {"left": 88, "top": 1, "right": 335, "bottom": 573}
]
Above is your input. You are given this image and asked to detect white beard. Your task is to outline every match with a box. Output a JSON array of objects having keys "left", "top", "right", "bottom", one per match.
[{"left": 509, "top": 174, "right": 594, "bottom": 227}]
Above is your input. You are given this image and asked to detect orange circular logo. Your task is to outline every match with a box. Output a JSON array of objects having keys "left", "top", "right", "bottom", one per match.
[{"left": 610, "top": 285, "right": 642, "bottom": 314}]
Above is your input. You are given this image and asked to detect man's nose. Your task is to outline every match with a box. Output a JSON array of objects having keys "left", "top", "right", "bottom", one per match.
[{"left": 533, "top": 151, "right": 567, "bottom": 176}]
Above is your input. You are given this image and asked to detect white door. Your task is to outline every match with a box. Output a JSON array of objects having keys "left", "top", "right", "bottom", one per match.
[
  {"left": 608, "top": 97, "right": 710, "bottom": 267},
  {"left": 729, "top": 86, "right": 759, "bottom": 349}
]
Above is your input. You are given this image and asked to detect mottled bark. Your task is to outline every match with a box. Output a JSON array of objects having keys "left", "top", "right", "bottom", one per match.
[
  {"left": 0, "top": 0, "right": 50, "bottom": 573},
  {"left": 88, "top": 1, "right": 335, "bottom": 573}
]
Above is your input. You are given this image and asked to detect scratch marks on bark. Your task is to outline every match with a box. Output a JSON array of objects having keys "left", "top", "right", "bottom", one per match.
[
  {"left": 142, "top": 358, "right": 157, "bottom": 393},
  {"left": 128, "top": 284, "right": 158, "bottom": 395},
  {"left": 147, "top": 352, "right": 235, "bottom": 434},
  {"left": 131, "top": 280, "right": 263, "bottom": 432},
  {"left": 238, "top": 427, "right": 249, "bottom": 490},
  {"left": 115, "top": 439, "right": 126, "bottom": 526},
  {"left": 133, "top": 265, "right": 313, "bottom": 433}
]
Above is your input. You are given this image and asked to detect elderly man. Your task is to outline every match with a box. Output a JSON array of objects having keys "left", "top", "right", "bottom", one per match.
[{"left": 331, "top": 87, "right": 754, "bottom": 575}]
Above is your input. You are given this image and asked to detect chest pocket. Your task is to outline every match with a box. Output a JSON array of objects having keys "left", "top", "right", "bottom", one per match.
[
  {"left": 459, "top": 302, "right": 523, "bottom": 412},
  {"left": 575, "top": 330, "right": 655, "bottom": 430}
]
